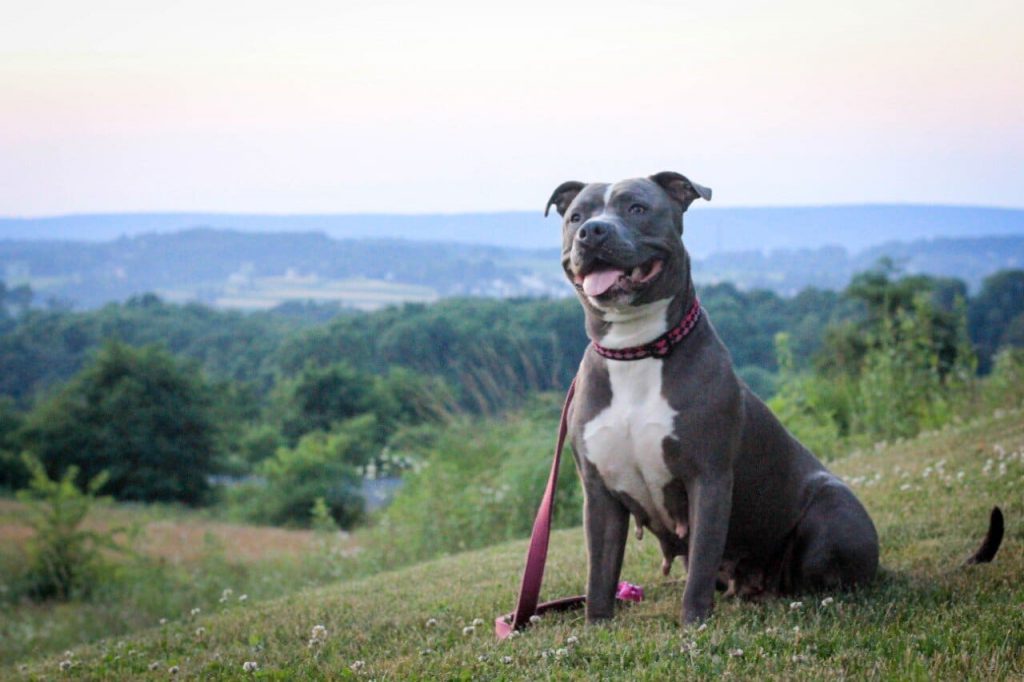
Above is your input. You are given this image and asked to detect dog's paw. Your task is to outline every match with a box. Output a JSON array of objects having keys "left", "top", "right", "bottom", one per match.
[{"left": 681, "top": 599, "right": 714, "bottom": 625}]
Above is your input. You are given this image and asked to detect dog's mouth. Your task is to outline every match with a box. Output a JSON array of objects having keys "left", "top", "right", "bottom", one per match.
[{"left": 572, "top": 257, "right": 664, "bottom": 298}]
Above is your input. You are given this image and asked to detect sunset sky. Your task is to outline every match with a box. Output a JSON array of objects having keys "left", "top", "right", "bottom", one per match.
[{"left": 1, "top": 0, "right": 1021, "bottom": 215}]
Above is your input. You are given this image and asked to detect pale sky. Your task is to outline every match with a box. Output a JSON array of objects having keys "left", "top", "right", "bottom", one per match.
[{"left": 1, "top": 0, "right": 1022, "bottom": 215}]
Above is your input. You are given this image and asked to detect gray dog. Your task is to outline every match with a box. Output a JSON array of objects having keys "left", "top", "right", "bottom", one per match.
[{"left": 545, "top": 172, "right": 880, "bottom": 625}]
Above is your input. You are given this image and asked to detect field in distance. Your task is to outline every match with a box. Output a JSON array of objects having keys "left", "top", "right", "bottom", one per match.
[{"left": 158, "top": 273, "right": 439, "bottom": 311}]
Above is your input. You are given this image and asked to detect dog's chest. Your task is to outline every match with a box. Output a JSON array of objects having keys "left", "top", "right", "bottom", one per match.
[{"left": 582, "top": 358, "right": 679, "bottom": 530}]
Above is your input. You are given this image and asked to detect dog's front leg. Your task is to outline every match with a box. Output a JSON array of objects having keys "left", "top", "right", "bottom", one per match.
[
  {"left": 584, "top": 481, "right": 629, "bottom": 622},
  {"left": 682, "top": 471, "right": 732, "bottom": 624}
]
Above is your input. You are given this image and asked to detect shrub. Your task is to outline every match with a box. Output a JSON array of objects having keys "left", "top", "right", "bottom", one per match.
[
  {"left": 369, "top": 395, "right": 581, "bottom": 568},
  {"left": 14, "top": 454, "right": 128, "bottom": 601},
  {"left": 768, "top": 333, "right": 848, "bottom": 459},
  {"left": 851, "top": 295, "right": 976, "bottom": 441},
  {"left": 0, "top": 396, "right": 26, "bottom": 491},
  {"left": 21, "top": 341, "right": 220, "bottom": 505},
  {"left": 770, "top": 294, "right": 981, "bottom": 454},
  {"left": 234, "top": 431, "right": 365, "bottom": 528},
  {"left": 983, "top": 348, "right": 1024, "bottom": 410}
]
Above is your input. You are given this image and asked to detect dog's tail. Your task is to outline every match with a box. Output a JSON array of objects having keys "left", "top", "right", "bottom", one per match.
[{"left": 964, "top": 506, "right": 1004, "bottom": 565}]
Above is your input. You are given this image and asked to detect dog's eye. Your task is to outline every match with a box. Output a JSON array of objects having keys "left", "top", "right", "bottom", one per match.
[
  {"left": 629, "top": 204, "right": 647, "bottom": 216},
  {"left": 569, "top": 213, "right": 582, "bottom": 223}
]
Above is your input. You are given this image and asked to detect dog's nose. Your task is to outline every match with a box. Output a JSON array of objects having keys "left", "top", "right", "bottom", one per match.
[{"left": 576, "top": 220, "right": 611, "bottom": 247}]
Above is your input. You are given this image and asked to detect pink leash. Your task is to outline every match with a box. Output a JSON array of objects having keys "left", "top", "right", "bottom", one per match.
[
  {"left": 494, "top": 377, "right": 581, "bottom": 639},
  {"left": 494, "top": 377, "right": 643, "bottom": 640}
]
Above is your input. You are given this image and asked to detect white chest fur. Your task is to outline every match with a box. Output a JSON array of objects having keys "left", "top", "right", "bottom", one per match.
[{"left": 582, "top": 357, "right": 679, "bottom": 532}]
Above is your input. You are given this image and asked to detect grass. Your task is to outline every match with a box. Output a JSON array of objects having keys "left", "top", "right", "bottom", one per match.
[
  {"left": 0, "top": 503, "right": 365, "bottom": 666},
  {"left": 5, "top": 408, "right": 1024, "bottom": 679}
]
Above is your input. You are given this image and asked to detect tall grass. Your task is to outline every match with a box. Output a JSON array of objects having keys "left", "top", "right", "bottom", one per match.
[
  {"left": 367, "top": 394, "right": 582, "bottom": 569},
  {"left": 770, "top": 296, "right": 1019, "bottom": 458}
]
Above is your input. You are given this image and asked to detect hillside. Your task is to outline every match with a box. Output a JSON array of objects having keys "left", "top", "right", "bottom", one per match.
[
  {"left": 3, "top": 228, "right": 1023, "bottom": 309},
  {"left": 10, "top": 408, "right": 1022, "bottom": 679},
  {"left": 4, "top": 205, "right": 1024, "bottom": 256}
]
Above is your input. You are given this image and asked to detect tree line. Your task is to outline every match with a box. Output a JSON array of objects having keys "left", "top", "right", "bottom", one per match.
[{"left": 1, "top": 266, "right": 1022, "bottom": 527}]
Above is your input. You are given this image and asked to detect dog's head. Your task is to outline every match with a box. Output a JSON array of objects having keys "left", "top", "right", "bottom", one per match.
[{"left": 545, "top": 172, "right": 711, "bottom": 314}]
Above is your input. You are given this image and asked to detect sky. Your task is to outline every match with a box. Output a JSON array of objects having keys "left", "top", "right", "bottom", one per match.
[{"left": 0, "top": 0, "right": 1022, "bottom": 216}]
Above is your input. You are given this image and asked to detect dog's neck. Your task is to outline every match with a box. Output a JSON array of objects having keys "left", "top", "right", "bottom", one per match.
[{"left": 585, "top": 278, "right": 697, "bottom": 351}]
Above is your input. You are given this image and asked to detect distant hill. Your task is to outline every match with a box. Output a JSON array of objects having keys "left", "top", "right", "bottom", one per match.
[
  {"left": 2, "top": 228, "right": 1023, "bottom": 310},
  {"left": 0, "top": 230, "right": 564, "bottom": 309},
  {"left": 695, "top": 236, "right": 1024, "bottom": 295},
  {"left": 3, "top": 204, "right": 1024, "bottom": 257}
]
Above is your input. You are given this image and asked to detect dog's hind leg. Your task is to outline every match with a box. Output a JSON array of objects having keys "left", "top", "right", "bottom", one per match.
[{"left": 789, "top": 482, "right": 879, "bottom": 593}]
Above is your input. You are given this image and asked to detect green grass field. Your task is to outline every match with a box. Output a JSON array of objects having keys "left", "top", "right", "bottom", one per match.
[{"left": 6, "top": 409, "right": 1023, "bottom": 680}]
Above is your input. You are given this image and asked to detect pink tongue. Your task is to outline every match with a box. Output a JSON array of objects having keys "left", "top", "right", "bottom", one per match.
[{"left": 583, "top": 269, "right": 625, "bottom": 296}]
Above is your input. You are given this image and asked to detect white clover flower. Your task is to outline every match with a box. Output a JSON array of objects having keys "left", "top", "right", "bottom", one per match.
[
  {"left": 697, "top": 622, "right": 708, "bottom": 632},
  {"left": 471, "top": 617, "right": 484, "bottom": 626},
  {"left": 169, "top": 666, "right": 180, "bottom": 675},
  {"left": 420, "top": 648, "right": 434, "bottom": 656},
  {"left": 63, "top": 651, "right": 73, "bottom": 659},
  {"left": 789, "top": 601, "right": 803, "bottom": 610},
  {"left": 501, "top": 656, "right": 513, "bottom": 664},
  {"left": 18, "top": 664, "right": 28, "bottom": 673},
  {"left": 190, "top": 607, "right": 201, "bottom": 617},
  {"left": 477, "top": 655, "right": 488, "bottom": 662},
  {"left": 311, "top": 625, "right": 328, "bottom": 641},
  {"left": 899, "top": 483, "right": 912, "bottom": 491},
  {"left": 529, "top": 615, "right": 541, "bottom": 624},
  {"left": 566, "top": 635, "right": 579, "bottom": 645},
  {"left": 243, "top": 661, "right": 258, "bottom": 673},
  {"left": 791, "top": 654, "right": 809, "bottom": 663},
  {"left": 149, "top": 662, "right": 161, "bottom": 671},
  {"left": 820, "top": 597, "right": 834, "bottom": 607},
  {"left": 238, "top": 594, "right": 248, "bottom": 602},
  {"left": 462, "top": 625, "right": 475, "bottom": 635},
  {"left": 728, "top": 648, "right": 744, "bottom": 658},
  {"left": 555, "top": 648, "right": 568, "bottom": 658},
  {"left": 508, "top": 630, "right": 521, "bottom": 639},
  {"left": 194, "top": 627, "right": 206, "bottom": 639},
  {"left": 350, "top": 660, "right": 365, "bottom": 671},
  {"left": 59, "top": 660, "right": 72, "bottom": 672},
  {"left": 425, "top": 618, "right": 438, "bottom": 628},
  {"left": 159, "top": 618, "right": 168, "bottom": 625},
  {"left": 793, "top": 626, "right": 801, "bottom": 633}
]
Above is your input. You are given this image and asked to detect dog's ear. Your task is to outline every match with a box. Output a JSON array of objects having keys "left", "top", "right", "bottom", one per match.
[
  {"left": 649, "top": 171, "right": 712, "bottom": 212},
  {"left": 544, "top": 181, "right": 586, "bottom": 217}
]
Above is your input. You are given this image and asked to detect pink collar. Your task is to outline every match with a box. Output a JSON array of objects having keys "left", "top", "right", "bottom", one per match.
[{"left": 593, "top": 298, "right": 703, "bottom": 361}]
